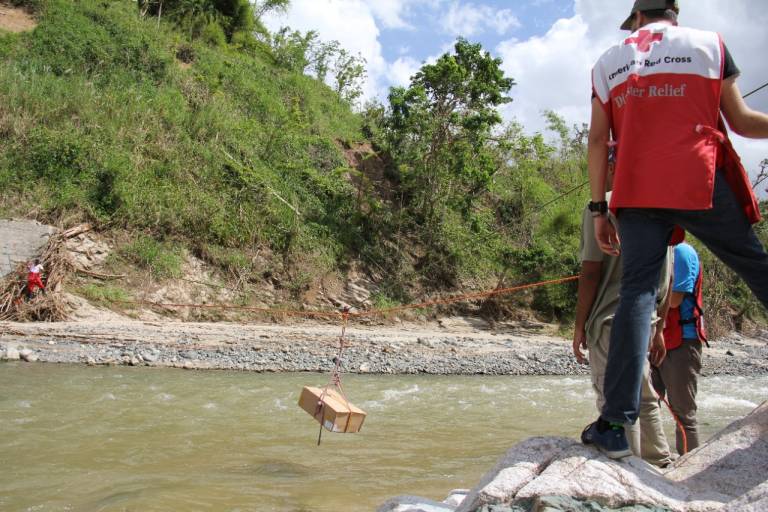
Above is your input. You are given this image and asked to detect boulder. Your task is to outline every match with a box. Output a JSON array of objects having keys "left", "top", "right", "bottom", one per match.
[{"left": 443, "top": 489, "right": 469, "bottom": 508}]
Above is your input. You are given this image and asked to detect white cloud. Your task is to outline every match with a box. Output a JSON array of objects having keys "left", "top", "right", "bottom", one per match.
[
  {"left": 496, "top": 15, "right": 600, "bottom": 137},
  {"left": 388, "top": 56, "right": 422, "bottom": 87},
  {"left": 442, "top": 1, "right": 520, "bottom": 36},
  {"left": 496, "top": 0, "right": 768, "bottom": 180},
  {"left": 369, "top": 0, "right": 412, "bottom": 29}
]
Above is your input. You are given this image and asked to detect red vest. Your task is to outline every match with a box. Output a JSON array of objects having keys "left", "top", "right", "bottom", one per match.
[
  {"left": 663, "top": 266, "right": 707, "bottom": 350},
  {"left": 592, "top": 23, "right": 760, "bottom": 223}
]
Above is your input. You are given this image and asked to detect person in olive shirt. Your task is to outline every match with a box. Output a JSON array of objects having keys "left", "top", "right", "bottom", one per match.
[{"left": 574, "top": 184, "right": 673, "bottom": 466}]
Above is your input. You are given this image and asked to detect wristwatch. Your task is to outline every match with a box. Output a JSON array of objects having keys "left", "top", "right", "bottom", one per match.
[{"left": 588, "top": 201, "right": 608, "bottom": 216}]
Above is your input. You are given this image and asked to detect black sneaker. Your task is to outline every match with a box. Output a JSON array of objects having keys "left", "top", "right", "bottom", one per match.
[{"left": 581, "top": 417, "right": 632, "bottom": 459}]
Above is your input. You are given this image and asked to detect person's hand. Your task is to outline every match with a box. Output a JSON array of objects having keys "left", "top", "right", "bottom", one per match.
[
  {"left": 573, "top": 327, "right": 588, "bottom": 364},
  {"left": 593, "top": 215, "right": 620, "bottom": 256},
  {"left": 649, "top": 329, "right": 667, "bottom": 367}
]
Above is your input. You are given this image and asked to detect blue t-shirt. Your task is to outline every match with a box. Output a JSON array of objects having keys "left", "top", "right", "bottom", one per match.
[{"left": 673, "top": 243, "right": 700, "bottom": 340}]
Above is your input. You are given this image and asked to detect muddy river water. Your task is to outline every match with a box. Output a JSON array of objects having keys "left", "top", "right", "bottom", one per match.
[{"left": 1, "top": 363, "right": 765, "bottom": 511}]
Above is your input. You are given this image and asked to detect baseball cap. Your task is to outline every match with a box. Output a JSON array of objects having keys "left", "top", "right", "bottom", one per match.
[{"left": 620, "top": 0, "right": 679, "bottom": 31}]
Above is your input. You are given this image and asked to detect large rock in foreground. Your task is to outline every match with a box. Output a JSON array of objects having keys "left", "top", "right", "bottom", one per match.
[{"left": 379, "top": 401, "right": 768, "bottom": 512}]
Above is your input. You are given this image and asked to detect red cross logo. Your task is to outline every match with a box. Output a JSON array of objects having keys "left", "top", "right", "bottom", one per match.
[{"left": 624, "top": 30, "right": 663, "bottom": 53}]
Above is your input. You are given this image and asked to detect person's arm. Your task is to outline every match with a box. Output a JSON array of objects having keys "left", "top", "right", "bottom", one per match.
[
  {"left": 721, "top": 78, "right": 768, "bottom": 139},
  {"left": 587, "top": 98, "right": 620, "bottom": 256},
  {"left": 669, "top": 290, "right": 685, "bottom": 308},
  {"left": 573, "top": 259, "right": 602, "bottom": 364},
  {"left": 649, "top": 275, "right": 673, "bottom": 367}
]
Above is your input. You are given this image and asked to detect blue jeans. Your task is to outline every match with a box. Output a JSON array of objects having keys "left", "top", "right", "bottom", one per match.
[{"left": 602, "top": 171, "right": 768, "bottom": 424}]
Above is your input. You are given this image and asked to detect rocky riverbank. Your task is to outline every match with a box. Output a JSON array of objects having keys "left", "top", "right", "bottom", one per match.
[{"left": 2, "top": 318, "right": 768, "bottom": 375}]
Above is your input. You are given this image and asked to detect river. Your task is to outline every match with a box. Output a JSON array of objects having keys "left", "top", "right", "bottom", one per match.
[{"left": 1, "top": 363, "right": 766, "bottom": 511}]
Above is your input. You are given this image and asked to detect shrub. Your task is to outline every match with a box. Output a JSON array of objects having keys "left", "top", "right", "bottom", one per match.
[{"left": 119, "top": 235, "right": 183, "bottom": 279}]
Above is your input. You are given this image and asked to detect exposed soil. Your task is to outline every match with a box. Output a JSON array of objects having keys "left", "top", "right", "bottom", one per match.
[{"left": 0, "top": 2, "right": 36, "bottom": 33}]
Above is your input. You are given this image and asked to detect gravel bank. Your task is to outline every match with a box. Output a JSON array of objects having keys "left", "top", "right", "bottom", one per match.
[{"left": 2, "top": 319, "right": 767, "bottom": 376}]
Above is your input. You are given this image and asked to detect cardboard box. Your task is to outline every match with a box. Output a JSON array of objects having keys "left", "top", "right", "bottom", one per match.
[{"left": 298, "top": 386, "right": 366, "bottom": 433}]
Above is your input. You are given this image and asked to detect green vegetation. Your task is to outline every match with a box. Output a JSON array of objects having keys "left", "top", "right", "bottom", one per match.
[
  {"left": 118, "top": 235, "right": 184, "bottom": 279},
  {"left": 78, "top": 283, "right": 131, "bottom": 306},
  {"left": 0, "top": 0, "right": 765, "bottom": 333}
]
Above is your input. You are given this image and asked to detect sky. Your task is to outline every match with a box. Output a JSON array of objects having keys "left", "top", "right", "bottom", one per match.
[{"left": 264, "top": 0, "right": 768, "bottom": 181}]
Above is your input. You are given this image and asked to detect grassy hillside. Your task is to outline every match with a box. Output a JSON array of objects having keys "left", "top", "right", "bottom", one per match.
[
  {"left": 0, "top": 0, "right": 764, "bottom": 334},
  {"left": 0, "top": 0, "right": 362, "bottom": 279}
]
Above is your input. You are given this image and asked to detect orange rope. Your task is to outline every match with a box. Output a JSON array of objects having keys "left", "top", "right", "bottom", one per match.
[
  {"left": 660, "top": 392, "right": 688, "bottom": 455},
  {"left": 316, "top": 309, "right": 351, "bottom": 445},
  {"left": 648, "top": 372, "right": 689, "bottom": 455}
]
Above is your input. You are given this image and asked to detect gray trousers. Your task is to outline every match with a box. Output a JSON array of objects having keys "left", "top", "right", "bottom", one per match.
[
  {"left": 589, "top": 323, "right": 672, "bottom": 467},
  {"left": 652, "top": 339, "right": 703, "bottom": 455}
]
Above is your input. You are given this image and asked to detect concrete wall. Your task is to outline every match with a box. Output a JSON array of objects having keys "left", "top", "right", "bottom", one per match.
[{"left": 0, "top": 219, "right": 57, "bottom": 278}]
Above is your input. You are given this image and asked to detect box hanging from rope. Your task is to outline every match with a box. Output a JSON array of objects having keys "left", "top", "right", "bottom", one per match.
[{"left": 298, "top": 386, "right": 366, "bottom": 433}]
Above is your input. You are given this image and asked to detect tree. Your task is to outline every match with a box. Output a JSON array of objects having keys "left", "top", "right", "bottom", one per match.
[
  {"left": 137, "top": 0, "right": 276, "bottom": 42},
  {"left": 253, "top": 0, "right": 290, "bottom": 20},
  {"left": 331, "top": 48, "right": 366, "bottom": 105},
  {"left": 270, "top": 30, "right": 367, "bottom": 106},
  {"left": 383, "top": 38, "right": 515, "bottom": 231}
]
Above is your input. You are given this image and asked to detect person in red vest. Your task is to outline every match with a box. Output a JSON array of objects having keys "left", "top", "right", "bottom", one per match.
[
  {"left": 652, "top": 242, "right": 707, "bottom": 455},
  {"left": 27, "top": 258, "right": 45, "bottom": 297},
  {"left": 582, "top": 0, "right": 768, "bottom": 459}
]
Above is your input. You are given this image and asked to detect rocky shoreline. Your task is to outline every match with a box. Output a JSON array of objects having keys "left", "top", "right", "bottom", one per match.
[{"left": 2, "top": 318, "right": 768, "bottom": 375}]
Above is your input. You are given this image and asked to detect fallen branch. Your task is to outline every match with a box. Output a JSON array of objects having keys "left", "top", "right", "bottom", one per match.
[
  {"left": 75, "top": 268, "right": 126, "bottom": 280},
  {"left": 61, "top": 223, "right": 92, "bottom": 239}
]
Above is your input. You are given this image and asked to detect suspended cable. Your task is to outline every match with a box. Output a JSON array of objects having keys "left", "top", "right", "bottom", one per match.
[{"left": 743, "top": 81, "right": 768, "bottom": 100}]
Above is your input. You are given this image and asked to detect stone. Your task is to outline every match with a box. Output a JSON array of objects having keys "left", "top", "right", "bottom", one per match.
[
  {"left": 4, "top": 346, "right": 20, "bottom": 360},
  {"left": 23, "top": 352, "right": 39, "bottom": 362},
  {"left": 456, "top": 437, "right": 574, "bottom": 512},
  {"left": 377, "top": 495, "right": 456, "bottom": 512},
  {"left": 141, "top": 352, "right": 158, "bottom": 363},
  {"left": 443, "top": 489, "right": 469, "bottom": 508}
]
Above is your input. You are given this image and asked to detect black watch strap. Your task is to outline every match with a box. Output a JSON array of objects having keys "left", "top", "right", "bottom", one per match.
[{"left": 588, "top": 201, "right": 608, "bottom": 214}]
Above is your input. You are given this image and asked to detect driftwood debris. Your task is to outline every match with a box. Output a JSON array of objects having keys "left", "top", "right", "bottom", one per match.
[{"left": 0, "top": 223, "right": 91, "bottom": 321}]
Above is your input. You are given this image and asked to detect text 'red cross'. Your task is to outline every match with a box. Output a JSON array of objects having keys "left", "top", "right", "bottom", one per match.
[{"left": 624, "top": 30, "right": 664, "bottom": 53}]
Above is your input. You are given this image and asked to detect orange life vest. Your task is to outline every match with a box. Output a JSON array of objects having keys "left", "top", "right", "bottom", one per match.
[{"left": 663, "top": 265, "right": 707, "bottom": 350}]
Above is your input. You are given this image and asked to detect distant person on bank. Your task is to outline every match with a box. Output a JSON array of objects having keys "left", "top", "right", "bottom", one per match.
[
  {"left": 574, "top": 164, "right": 673, "bottom": 467},
  {"left": 583, "top": 0, "right": 768, "bottom": 459},
  {"left": 27, "top": 258, "right": 45, "bottom": 297},
  {"left": 652, "top": 242, "right": 707, "bottom": 455}
]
